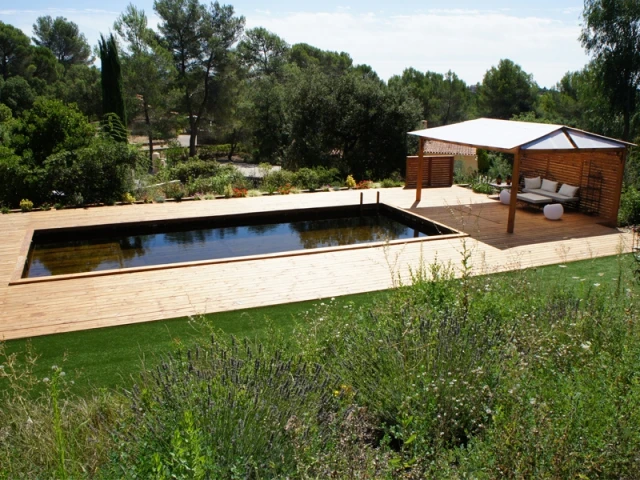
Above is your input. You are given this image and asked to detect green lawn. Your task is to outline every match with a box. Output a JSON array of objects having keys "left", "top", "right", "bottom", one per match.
[
  {"left": 2, "top": 290, "right": 391, "bottom": 394},
  {"left": 2, "top": 253, "right": 637, "bottom": 396}
]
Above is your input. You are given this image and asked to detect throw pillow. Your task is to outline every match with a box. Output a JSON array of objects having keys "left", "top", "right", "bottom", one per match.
[
  {"left": 524, "top": 176, "right": 542, "bottom": 190},
  {"left": 541, "top": 179, "right": 558, "bottom": 192},
  {"left": 558, "top": 184, "right": 579, "bottom": 198}
]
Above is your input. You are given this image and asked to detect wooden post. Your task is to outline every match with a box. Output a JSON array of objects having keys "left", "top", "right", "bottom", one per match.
[
  {"left": 507, "top": 148, "right": 521, "bottom": 234},
  {"left": 449, "top": 156, "right": 454, "bottom": 186},
  {"left": 608, "top": 149, "right": 627, "bottom": 227},
  {"left": 416, "top": 137, "right": 424, "bottom": 202}
]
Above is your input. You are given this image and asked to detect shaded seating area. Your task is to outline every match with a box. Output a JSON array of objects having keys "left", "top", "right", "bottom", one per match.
[
  {"left": 409, "top": 118, "right": 634, "bottom": 233},
  {"left": 521, "top": 177, "right": 580, "bottom": 205}
]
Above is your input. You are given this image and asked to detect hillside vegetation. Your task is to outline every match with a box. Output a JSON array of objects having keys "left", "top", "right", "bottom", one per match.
[{"left": 1, "top": 254, "right": 639, "bottom": 478}]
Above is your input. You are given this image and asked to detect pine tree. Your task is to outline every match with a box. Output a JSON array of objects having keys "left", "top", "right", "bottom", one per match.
[{"left": 98, "top": 33, "right": 127, "bottom": 133}]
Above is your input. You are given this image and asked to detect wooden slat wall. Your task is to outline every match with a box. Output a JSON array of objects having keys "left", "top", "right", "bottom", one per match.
[
  {"left": 405, "top": 156, "right": 454, "bottom": 188},
  {"left": 520, "top": 150, "right": 624, "bottom": 221}
]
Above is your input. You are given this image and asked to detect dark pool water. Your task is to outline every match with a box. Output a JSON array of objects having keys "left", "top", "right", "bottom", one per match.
[{"left": 24, "top": 206, "right": 450, "bottom": 278}]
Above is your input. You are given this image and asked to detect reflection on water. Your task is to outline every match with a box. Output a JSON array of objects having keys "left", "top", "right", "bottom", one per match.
[
  {"left": 291, "top": 217, "right": 413, "bottom": 249},
  {"left": 26, "top": 214, "right": 429, "bottom": 278}
]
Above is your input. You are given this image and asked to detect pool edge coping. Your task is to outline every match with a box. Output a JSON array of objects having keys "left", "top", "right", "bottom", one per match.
[{"left": 9, "top": 204, "right": 467, "bottom": 286}]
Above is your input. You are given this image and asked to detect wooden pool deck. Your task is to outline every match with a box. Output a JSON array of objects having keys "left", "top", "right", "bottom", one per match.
[{"left": 0, "top": 186, "right": 633, "bottom": 340}]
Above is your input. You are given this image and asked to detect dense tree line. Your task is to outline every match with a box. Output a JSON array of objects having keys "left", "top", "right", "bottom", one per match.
[{"left": 0, "top": 0, "right": 639, "bottom": 211}]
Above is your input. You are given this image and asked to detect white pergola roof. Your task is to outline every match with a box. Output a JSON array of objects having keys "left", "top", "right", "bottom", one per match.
[{"left": 409, "top": 118, "right": 631, "bottom": 152}]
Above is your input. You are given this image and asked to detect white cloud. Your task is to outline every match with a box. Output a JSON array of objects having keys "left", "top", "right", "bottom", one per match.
[{"left": 247, "top": 9, "right": 589, "bottom": 87}]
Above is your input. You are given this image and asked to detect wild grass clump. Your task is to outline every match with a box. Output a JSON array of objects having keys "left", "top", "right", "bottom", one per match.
[
  {"left": 295, "top": 264, "right": 510, "bottom": 467},
  {"left": 0, "top": 344, "right": 123, "bottom": 478},
  {"left": 293, "top": 258, "right": 640, "bottom": 477},
  {"left": 105, "top": 335, "right": 341, "bottom": 478}
]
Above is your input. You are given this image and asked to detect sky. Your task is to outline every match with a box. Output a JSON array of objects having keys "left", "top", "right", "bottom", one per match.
[{"left": 0, "top": 0, "right": 591, "bottom": 88}]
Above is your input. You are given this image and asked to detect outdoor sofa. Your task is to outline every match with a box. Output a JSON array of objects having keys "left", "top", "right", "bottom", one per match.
[{"left": 520, "top": 176, "right": 580, "bottom": 205}]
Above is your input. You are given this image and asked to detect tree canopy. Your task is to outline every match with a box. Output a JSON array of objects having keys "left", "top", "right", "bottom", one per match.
[
  {"left": 155, "top": 0, "right": 245, "bottom": 156},
  {"left": 0, "top": 21, "right": 31, "bottom": 80},
  {"left": 0, "top": 0, "right": 639, "bottom": 212},
  {"left": 115, "top": 4, "right": 177, "bottom": 158},
  {"left": 32, "top": 16, "right": 93, "bottom": 67},
  {"left": 581, "top": 0, "right": 640, "bottom": 140},
  {"left": 388, "top": 68, "right": 471, "bottom": 127},
  {"left": 99, "top": 33, "right": 127, "bottom": 128},
  {"left": 478, "top": 59, "right": 538, "bottom": 120}
]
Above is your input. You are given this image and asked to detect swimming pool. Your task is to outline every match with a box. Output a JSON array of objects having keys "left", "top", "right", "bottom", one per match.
[{"left": 20, "top": 203, "right": 461, "bottom": 280}]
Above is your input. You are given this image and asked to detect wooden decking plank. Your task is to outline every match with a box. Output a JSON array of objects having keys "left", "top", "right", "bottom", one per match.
[{"left": 0, "top": 186, "right": 632, "bottom": 340}]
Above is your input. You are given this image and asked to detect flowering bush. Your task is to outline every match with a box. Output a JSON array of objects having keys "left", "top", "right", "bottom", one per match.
[
  {"left": 355, "top": 180, "right": 373, "bottom": 190},
  {"left": 19, "top": 199, "right": 33, "bottom": 212},
  {"left": 277, "top": 183, "right": 292, "bottom": 195},
  {"left": 121, "top": 192, "right": 136, "bottom": 204},
  {"left": 232, "top": 187, "right": 247, "bottom": 198},
  {"left": 346, "top": 175, "right": 356, "bottom": 189}
]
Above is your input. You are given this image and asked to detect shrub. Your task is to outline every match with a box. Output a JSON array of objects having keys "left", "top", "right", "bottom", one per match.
[
  {"left": 106, "top": 338, "right": 339, "bottom": 478},
  {"left": 471, "top": 182, "right": 493, "bottom": 194},
  {"left": 355, "top": 180, "right": 373, "bottom": 190},
  {"left": 12, "top": 98, "right": 95, "bottom": 166},
  {"left": 380, "top": 178, "right": 403, "bottom": 188},
  {"left": 0, "top": 148, "right": 31, "bottom": 207},
  {"left": 100, "top": 113, "right": 128, "bottom": 143},
  {"left": 164, "top": 145, "right": 189, "bottom": 167},
  {"left": 163, "top": 182, "right": 184, "bottom": 201},
  {"left": 294, "top": 167, "right": 320, "bottom": 191},
  {"left": 454, "top": 160, "right": 478, "bottom": 184},
  {"left": 278, "top": 183, "right": 292, "bottom": 195},
  {"left": 121, "top": 192, "right": 136, "bottom": 204},
  {"left": 346, "top": 175, "right": 356, "bottom": 189},
  {"left": 209, "top": 165, "right": 247, "bottom": 195},
  {"left": 262, "top": 169, "right": 294, "bottom": 194},
  {"left": 185, "top": 177, "right": 216, "bottom": 196},
  {"left": 232, "top": 187, "right": 248, "bottom": 198},
  {"left": 19, "top": 198, "right": 33, "bottom": 212},
  {"left": 40, "top": 202, "right": 52, "bottom": 211},
  {"left": 487, "top": 155, "right": 512, "bottom": 180},
  {"left": 619, "top": 186, "right": 640, "bottom": 226},
  {"left": 197, "top": 144, "right": 231, "bottom": 160},
  {"left": 170, "top": 159, "right": 221, "bottom": 183},
  {"left": 1, "top": 206, "right": 10, "bottom": 214},
  {"left": 44, "top": 138, "right": 142, "bottom": 206},
  {"left": 247, "top": 189, "right": 262, "bottom": 197},
  {"left": 477, "top": 149, "right": 491, "bottom": 173},
  {"left": 315, "top": 166, "right": 340, "bottom": 186},
  {"left": 223, "top": 184, "right": 234, "bottom": 198}
]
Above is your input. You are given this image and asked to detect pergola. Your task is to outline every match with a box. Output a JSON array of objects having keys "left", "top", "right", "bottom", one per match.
[{"left": 409, "top": 118, "right": 634, "bottom": 233}]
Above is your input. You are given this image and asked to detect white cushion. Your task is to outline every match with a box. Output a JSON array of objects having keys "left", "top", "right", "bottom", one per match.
[
  {"left": 544, "top": 203, "right": 564, "bottom": 220},
  {"left": 524, "top": 176, "right": 541, "bottom": 190},
  {"left": 540, "top": 179, "right": 558, "bottom": 192},
  {"left": 558, "top": 184, "right": 579, "bottom": 198}
]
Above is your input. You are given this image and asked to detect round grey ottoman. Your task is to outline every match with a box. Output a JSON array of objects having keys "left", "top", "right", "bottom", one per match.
[{"left": 543, "top": 203, "right": 563, "bottom": 220}]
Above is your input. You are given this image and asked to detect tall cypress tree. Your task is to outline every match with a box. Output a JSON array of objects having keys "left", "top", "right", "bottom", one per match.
[{"left": 99, "top": 33, "right": 127, "bottom": 132}]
